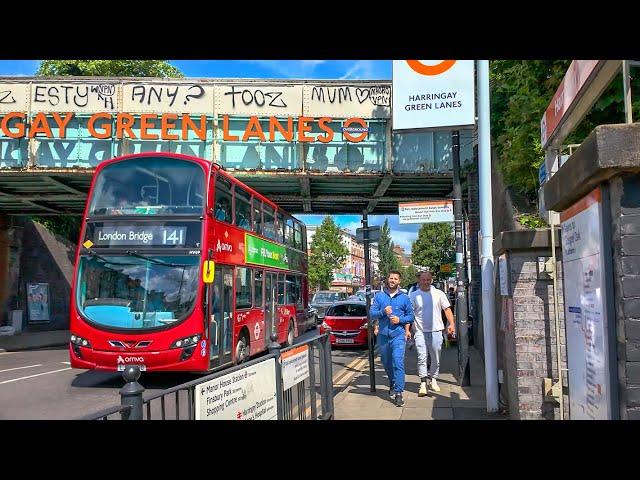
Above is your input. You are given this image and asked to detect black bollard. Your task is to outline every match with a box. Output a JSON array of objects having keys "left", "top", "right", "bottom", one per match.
[{"left": 120, "top": 366, "right": 145, "bottom": 420}]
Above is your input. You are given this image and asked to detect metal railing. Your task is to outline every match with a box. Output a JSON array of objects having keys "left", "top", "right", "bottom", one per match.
[{"left": 83, "top": 331, "right": 333, "bottom": 420}]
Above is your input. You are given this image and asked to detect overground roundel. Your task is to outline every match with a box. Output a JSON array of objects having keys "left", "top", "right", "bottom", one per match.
[{"left": 406, "top": 60, "right": 456, "bottom": 76}]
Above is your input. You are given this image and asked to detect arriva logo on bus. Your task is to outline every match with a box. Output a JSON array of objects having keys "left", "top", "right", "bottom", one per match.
[{"left": 0, "top": 112, "right": 369, "bottom": 143}]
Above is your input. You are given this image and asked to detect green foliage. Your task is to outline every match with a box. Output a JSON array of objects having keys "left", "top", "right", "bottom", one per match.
[
  {"left": 491, "top": 61, "right": 638, "bottom": 205},
  {"left": 31, "top": 216, "right": 81, "bottom": 242},
  {"left": 490, "top": 60, "right": 570, "bottom": 204},
  {"left": 308, "top": 216, "right": 348, "bottom": 290},
  {"left": 37, "top": 60, "right": 183, "bottom": 78},
  {"left": 517, "top": 213, "right": 548, "bottom": 229},
  {"left": 400, "top": 264, "right": 418, "bottom": 289},
  {"left": 411, "top": 223, "right": 454, "bottom": 281},
  {"left": 377, "top": 219, "right": 400, "bottom": 279}
]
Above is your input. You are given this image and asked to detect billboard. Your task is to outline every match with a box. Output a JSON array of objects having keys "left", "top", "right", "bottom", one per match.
[
  {"left": 392, "top": 60, "right": 475, "bottom": 130},
  {"left": 560, "top": 187, "right": 613, "bottom": 419}
]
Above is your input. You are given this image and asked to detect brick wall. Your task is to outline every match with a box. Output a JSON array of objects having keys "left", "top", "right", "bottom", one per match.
[
  {"left": 496, "top": 238, "right": 569, "bottom": 419},
  {"left": 610, "top": 174, "right": 640, "bottom": 419},
  {"left": 3, "top": 217, "right": 76, "bottom": 331}
]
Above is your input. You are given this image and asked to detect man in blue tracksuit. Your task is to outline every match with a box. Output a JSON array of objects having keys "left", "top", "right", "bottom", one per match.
[{"left": 370, "top": 270, "right": 414, "bottom": 407}]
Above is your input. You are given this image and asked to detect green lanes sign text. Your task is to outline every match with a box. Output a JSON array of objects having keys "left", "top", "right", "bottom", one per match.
[{"left": 245, "top": 234, "right": 289, "bottom": 269}]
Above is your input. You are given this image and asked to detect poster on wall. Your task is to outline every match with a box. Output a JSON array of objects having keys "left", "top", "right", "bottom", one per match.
[
  {"left": 27, "top": 283, "right": 50, "bottom": 323},
  {"left": 560, "top": 187, "right": 612, "bottom": 419}
]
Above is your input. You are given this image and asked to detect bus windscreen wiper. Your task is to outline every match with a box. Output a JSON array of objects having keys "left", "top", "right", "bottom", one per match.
[
  {"left": 88, "top": 250, "right": 139, "bottom": 266},
  {"left": 125, "top": 251, "right": 192, "bottom": 268}
]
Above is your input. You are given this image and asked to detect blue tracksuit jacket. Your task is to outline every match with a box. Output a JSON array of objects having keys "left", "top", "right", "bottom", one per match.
[
  {"left": 370, "top": 289, "right": 414, "bottom": 337},
  {"left": 370, "top": 289, "right": 415, "bottom": 393}
]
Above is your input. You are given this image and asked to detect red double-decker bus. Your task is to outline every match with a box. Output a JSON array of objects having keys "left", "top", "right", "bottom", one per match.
[{"left": 69, "top": 152, "right": 313, "bottom": 373}]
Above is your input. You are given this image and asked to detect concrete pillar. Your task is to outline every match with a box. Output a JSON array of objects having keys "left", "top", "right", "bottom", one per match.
[{"left": 0, "top": 216, "right": 9, "bottom": 325}]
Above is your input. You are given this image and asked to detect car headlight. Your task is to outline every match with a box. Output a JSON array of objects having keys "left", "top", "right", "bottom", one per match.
[{"left": 321, "top": 321, "right": 331, "bottom": 331}]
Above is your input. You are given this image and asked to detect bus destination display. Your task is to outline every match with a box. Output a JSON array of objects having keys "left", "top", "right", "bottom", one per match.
[{"left": 93, "top": 226, "right": 188, "bottom": 247}]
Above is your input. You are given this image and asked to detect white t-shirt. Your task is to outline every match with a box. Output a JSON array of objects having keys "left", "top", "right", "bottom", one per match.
[{"left": 409, "top": 287, "right": 451, "bottom": 332}]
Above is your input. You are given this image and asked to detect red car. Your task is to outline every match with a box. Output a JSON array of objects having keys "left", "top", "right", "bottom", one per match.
[{"left": 319, "top": 301, "right": 369, "bottom": 347}]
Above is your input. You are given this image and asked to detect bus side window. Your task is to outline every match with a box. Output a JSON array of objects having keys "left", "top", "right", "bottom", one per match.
[
  {"left": 253, "top": 270, "right": 263, "bottom": 307},
  {"left": 214, "top": 175, "right": 233, "bottom": 224},
  {"left": 277, "top": 273, "right": 285, "bottom": 305},
  {"left": 235, "top": 186, "right": 252, "bottom": 231},
  {"left": 253, "top": 198, "right": 263, "bottom": 235},
  {"left": 263, "top": 204, "right": 275, "bottom": 240}
]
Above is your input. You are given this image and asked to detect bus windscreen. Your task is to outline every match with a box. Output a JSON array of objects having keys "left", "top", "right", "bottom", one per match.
[{"left": 88, "top": 157, "right": 205, "bottom": 216}]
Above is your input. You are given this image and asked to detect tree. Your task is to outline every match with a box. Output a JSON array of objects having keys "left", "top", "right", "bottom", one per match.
[
  {"left": 377, "top": 219, "right": 400, "bottom": 280},
  {"left": 400, "top": 264, "right": 418, "bottom": 289},
  {"left": 308, "top": 217, "right": 348, "bottom": 290},
  {"left": 411, "top": 223, "right": 455, "bottom": 281},
  {"left": 32, "top": 60, "right": 185, "bottom": 241},
  {"left": 37, "top": 60, "right": 183, "bottom": 78}
]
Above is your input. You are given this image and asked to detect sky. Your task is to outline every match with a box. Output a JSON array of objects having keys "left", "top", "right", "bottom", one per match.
[{"left": 0, "top": 59, "right": 422, "bottom": 252}]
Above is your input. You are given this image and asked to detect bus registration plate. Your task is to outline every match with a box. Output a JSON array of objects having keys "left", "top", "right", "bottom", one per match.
[{"left": 118, "top": 364, "right": 147, "bottom": 372}]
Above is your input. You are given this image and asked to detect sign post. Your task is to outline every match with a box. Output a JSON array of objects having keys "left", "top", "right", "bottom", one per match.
[
  {"left": 452, "top": 130, "right": 471, "bottom": 386},
  {"left": 362, "top": 210, "right": 376, "bottom": 392}
]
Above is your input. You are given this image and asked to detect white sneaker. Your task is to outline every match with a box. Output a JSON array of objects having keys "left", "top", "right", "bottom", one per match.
[
  {"left": 431, "top": 378, "right": 441, "bottom": 392},
  {"left": 418, "top": 382, "right": 428, "bottom": 397}
]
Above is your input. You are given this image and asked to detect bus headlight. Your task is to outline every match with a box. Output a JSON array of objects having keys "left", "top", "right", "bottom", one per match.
[
  {"left": 70, "top": 334, "right": 92, "bottom": 348},
  {"left": 170, "top": 334, "right": 201, "bottom": 349}
]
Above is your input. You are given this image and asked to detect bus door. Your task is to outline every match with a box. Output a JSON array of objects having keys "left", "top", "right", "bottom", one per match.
[
  {"left": 210, "top": 265, "right": 233, "bottom": 367},
  {"left": 264, "top": 272, "right": 278, "bottom": 349}
]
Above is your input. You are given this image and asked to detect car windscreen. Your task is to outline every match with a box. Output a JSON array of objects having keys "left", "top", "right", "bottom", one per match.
[
  {"left": 312, "top": 292, "right": 340, "bottom": 303},
  {"left": 326, "top": 304, "right": 367, "bottom": 317}
]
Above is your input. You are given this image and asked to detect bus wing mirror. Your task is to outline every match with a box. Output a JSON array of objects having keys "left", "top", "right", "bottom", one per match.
[{"left": 203, "top": 260, "right": 215, "bottom": 284}]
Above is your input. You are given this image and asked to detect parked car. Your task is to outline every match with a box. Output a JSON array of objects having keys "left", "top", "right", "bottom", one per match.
[
  {"left": 353, "top": 289, "right": 381, "bottom": 302},
  {"left": 310, "top": 291, "right": 348, "bottom": 324},
  {"left": 319, "top": 301, "right": 369, "bottom": 347}
]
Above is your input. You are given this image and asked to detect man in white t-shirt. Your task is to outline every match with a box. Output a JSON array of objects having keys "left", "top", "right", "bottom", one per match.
[{"left": 409, "top": 271, "right": 456, "bottom": 396}]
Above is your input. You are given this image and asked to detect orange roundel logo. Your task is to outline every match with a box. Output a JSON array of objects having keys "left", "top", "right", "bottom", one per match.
[
  {"left": 406, "top": 60, "right": 456, "bottom": 76},
  {"left": 342, "top": 117, "right": 368, "bottom": 143}
]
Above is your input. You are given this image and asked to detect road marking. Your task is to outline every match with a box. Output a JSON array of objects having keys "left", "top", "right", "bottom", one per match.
[
  {"left": 0, "top": 352, "right": 19, "bottom": 355},
  {"left": 61, "top": 361, "right": 71, "bottom": 365},
  {"left": 333, "top": 355, "right": 368, "bottom": 385},
  {"left": 0, "top": 367, "right": 71, "bottom": 385},
  {"left": 0, "top": 364, "right": 43, "bottom": 374}
]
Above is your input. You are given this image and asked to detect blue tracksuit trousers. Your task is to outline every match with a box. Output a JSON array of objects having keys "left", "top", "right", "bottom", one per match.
[{"left": 377, "top": 333, "right": 406, "bottom": 393}]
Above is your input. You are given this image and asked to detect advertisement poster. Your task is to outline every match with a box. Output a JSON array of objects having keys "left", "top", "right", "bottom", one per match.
[
  {"left": 560, "top": 187, "right": 612, "bottom": 419},
  {"left": 195, "top": 358, "right": 277, "bottom": 420},
  {"left": 398, "top": 200, "right": 454, "bottom": 224},
  {"left": 27, "top": 283, "right": 50, "bottom": 323}
]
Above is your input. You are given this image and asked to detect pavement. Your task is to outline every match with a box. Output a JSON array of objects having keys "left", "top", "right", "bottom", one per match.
[
  {"left": 333, "top": 341, "right": 508, "bottom": 420},
  {"left": 0, "top": 329, "right": 70, "bottom": 352},
  {"left": 0, "top": 328, "right": 506, "bottom": 420}
]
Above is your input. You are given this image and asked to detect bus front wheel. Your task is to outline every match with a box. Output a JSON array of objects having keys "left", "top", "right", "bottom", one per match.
[{"left": 235, "top": 333, "right": 249, "bottom": 364}]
